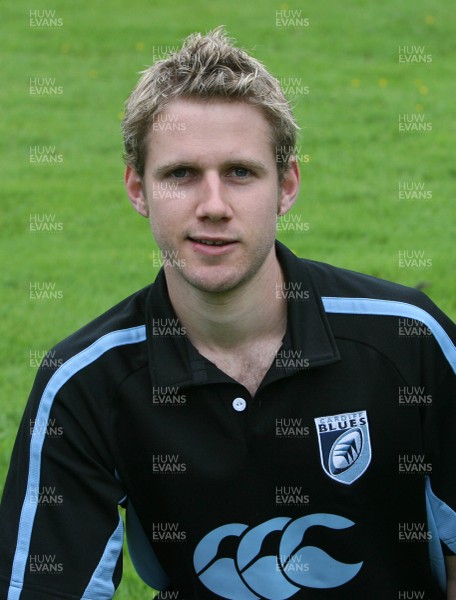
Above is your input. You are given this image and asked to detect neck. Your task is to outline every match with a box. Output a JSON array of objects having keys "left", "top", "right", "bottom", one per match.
[{"left": 165, "top": 249, "right": 287, "bottom": 352}]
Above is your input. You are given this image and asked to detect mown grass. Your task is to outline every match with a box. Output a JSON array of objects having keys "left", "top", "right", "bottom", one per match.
[{"left": 1, "top": 1, "right": 454, "bottom": 597}]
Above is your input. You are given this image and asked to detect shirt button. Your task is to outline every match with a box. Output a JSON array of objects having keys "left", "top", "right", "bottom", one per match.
[{"left": 232, "top": 397, "right": 247, "bottom": 412}]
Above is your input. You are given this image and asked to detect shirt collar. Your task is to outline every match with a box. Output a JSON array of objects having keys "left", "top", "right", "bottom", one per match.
[
  {"left": 275, "top": 240, "right": 340, "bottom": 369},
  {"left": 145, "top": 241, "right": 340, "bottom": 389}
]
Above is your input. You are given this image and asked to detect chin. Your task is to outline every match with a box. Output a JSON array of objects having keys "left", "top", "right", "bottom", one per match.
[
  {"left": 189, "top": 278, "right": 243, "bottom": 295},
  {"left": 181, "top": 268, "right": 249, "bottom": 295}
]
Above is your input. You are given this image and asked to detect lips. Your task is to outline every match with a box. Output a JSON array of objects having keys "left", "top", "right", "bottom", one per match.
[
  {"left": 189, "top": 237, "right": 236, "bottom": 246},
  {"left": 188, "top": 236, "right": 238, "bottom": 255}
]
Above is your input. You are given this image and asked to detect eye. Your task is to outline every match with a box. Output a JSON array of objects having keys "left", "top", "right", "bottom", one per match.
[
  {"left": 170, "top": 167, "right": 189, "bottom": 179},
  {"left": 232, "top": 167, "right": 250, "bottom": 178}
]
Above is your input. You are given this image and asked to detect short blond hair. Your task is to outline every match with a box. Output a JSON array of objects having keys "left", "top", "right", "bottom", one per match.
[{"left": 122, "top": 27, "right": 299, "bottom": 182}]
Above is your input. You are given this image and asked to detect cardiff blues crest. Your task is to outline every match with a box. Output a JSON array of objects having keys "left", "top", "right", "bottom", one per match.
[{"left": 314, "top": 411, "right": 372, "bottom": 485}]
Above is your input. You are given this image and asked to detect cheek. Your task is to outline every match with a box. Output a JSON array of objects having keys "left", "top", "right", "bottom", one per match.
[
  {"left": 147, "top": 201, "right": 182, "bottom": 245},
  {"left": 246, "top": 204, "right": 279, "bottom": 245},
  {"left": 147, "top": 210, "right": 166, "bottom": 240},
  {"left": 250, "top": 190, "right": 281, "bottom": 223}
]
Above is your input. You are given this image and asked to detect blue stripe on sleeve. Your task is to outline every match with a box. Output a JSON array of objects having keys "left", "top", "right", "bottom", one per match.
[
  {"left": 425, "top": 478, "right": 447, "bottom": 592},
  {"left": 321, "top": 297, "right": 456, "bottom": 373},
  {"left": 7, "top": 325, "right": 146, "bottom": 600},
  {"left": 81, "top": 514, "right": 125, "bottom": 599},
  {"left": 426, "top": 477, "right": 456, "bottom": 553}
]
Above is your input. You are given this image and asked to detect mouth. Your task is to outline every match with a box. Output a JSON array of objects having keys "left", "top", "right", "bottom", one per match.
[
  {"left": 188, "top": 237, "right": 238, "bottom": 255},
  {"left": 188, "top": 237, "right": 236, "bottom": 246}
]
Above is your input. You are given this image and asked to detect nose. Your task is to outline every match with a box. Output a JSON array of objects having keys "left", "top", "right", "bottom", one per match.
[{"left": 195, "top": 172, "right": 233, "bottom": 221}]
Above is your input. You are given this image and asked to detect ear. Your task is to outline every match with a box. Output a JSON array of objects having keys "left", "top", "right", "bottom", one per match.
[
  {"left": 125, "top": 165, "right": 149, "bottom": 218},
  {"left": 278, "top": 157, "right": 300, "bottom": 216}
]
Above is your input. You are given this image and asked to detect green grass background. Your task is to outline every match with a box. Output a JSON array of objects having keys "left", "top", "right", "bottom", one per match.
[{"left": 1, "top": 0, "right": 455, "bottom": 597}]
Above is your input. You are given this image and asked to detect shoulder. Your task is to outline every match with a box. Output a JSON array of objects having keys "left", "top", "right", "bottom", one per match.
[
  {"left": 302, "top": 257, "right": 453, "bottom": 325},
  {"left": 278, "top": 241, "right": 455, "bottom": 363},
  {"left": 56, "top": 285, "right": 149, "bottom": 355},
  {"left": 301, "top": 258, "right": 456, "bottom": 374},
  {"left": 303, "top": 257, "right": 428, "bottom": 303},
  {"left": 36, "top": 285, "right": 152, "bottom": 392},
  {"left": 278, "top": 241, "right": 438, "bottom": 309}
]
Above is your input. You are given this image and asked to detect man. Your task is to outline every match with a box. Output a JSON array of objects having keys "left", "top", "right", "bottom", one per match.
[{"left": 1, "top": 27, "right": 455, "bottom": 599}]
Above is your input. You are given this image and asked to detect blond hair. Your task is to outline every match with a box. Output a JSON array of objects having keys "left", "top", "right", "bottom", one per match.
[{"left": 122, "top": 27, "right": 299, "bottom": 182}]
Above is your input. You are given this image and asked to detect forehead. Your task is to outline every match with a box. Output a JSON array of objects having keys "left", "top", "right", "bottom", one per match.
[{"left": 144, "top": 98, "right": 275, "bottom": 166}]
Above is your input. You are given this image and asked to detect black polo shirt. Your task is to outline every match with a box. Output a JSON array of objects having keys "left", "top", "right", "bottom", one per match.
[{"left": 1, "top": 241, "right": 455, "bottom": 600}]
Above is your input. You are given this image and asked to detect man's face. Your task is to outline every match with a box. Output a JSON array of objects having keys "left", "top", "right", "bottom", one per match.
[{"left": 126, "top": 98, "right": 299, "bottom": 294}]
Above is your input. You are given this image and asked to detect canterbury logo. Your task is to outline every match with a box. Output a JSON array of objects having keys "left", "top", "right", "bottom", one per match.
[{"left": 193, "top": 514, "right": 363, "bottom": 598}]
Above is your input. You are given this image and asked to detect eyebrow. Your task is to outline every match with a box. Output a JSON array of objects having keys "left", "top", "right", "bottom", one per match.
[{"left": 150, "top": 158, "right": 269, "bottom": 178}]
